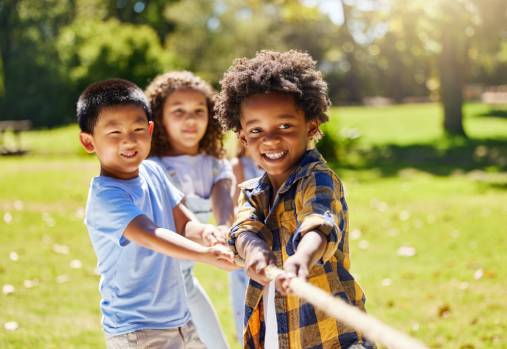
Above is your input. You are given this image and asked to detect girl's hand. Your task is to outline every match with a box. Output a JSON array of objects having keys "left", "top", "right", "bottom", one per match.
[
  {"left": 244, "top": 247, "right": 275, "bottom": 286},
  {"left": 201, "top": 224, "right": 228, "bottom": 246}
]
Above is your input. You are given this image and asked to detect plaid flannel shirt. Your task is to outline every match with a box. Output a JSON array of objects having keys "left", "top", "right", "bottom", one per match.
[{"left": 229, "top": 149, "right": 372, "bottom": 349}]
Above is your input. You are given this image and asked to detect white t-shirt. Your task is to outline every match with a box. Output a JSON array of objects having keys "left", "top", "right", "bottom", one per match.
[
  {"left": 150, "top": 154, "right": 234, "bottom": 270},
  {"left": 150, "top": 154, "right": 234, "bottom": 223},
  {"left": 152, "top": 154, "right": 234, "bottom": 199},
  {"left": 263, "top": 280, "right": 279, "bottom": 349}
]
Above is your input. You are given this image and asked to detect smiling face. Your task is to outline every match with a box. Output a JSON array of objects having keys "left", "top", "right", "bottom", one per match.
[
  {"left": 239, "top": 92, "right": 318, "bottom": 190},
  {"left": 161, "top": 88, "right": 209, "bottom": 156},
  {"left": 79, "top": 104, "right": 153, "bottom": 179}
]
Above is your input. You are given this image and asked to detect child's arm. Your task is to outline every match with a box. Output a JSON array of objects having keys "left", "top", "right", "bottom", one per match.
[
  {"left": 277, "top": 170, "right": 346, "bottom": 294},
  {"left": 172, "top": 202, "right": 225, "bottom": 245},
  {"left": 275, "top": 230, "right": 326, "bottom": 294},
  {"left": 230, "top": 188, "right": 275, "bottom": 285},
  {"left": 236, "top": 231, "right": 275, "bottom": 285},
  {"left": 124, "top": 214, "right": 235, "bottom": 270},
  {"left": 211, "top": 178, "right": 234, "bottom": 226},
  {"left": 231, "top": 157, "right": 244, "bottom": 206}
]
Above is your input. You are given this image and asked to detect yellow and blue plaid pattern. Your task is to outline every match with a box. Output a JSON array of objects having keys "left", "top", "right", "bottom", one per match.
[{"left": 229, "top": 149, "right": 373, "bottom": 349}]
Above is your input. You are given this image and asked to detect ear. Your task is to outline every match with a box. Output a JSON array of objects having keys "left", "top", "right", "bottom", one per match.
[
  {"left": 79, "top": 132, "right": 95, "bottom": 153},
  {"left": 238, "top": 130, "right": 248, "bottom": 146},
  {"left": 307, "top": 119, "right": 319, "bottom": 137},
  {"left": 148, "top": 121, "right": 154, "bottom": 135}
]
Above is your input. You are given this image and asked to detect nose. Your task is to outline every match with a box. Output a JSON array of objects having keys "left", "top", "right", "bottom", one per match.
[
  {"left": 261, "top": 130, "right": 281, "bottom": 146},
  {"left": 123, "top": 131, "right": 138, "bottom": 145},
  {"left": 183, "top": 112, "right": 198, "bottom": 125}
]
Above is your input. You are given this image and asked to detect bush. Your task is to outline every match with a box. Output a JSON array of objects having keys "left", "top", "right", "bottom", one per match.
[
  {"left": 57, "top": 19, "right": 178, "bottom": 98},
  {"left": 317, "top": 123, "right": 361, "bottom": 165}
]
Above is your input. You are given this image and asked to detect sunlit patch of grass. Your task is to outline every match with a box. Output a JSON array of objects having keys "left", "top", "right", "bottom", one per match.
[{"left": 1, "top": 103, "right": 506, "bottom": 348}]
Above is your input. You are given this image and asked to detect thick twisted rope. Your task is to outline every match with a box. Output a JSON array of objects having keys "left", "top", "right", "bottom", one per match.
[{"left": 235, "top": 257, "right": 428, "bottom": 349}]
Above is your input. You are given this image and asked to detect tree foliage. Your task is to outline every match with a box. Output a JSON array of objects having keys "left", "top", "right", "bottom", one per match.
[
  {"left": 57, "top": 19, "right": 177, "bottom": 94},
  {"left": 0, "top": 0, "right": 506, "bottom": 132}
]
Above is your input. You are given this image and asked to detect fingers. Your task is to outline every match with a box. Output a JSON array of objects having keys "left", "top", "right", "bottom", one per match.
[
  {"left": 246, "top": 260, "right": 271, "bottom": 285},
  {"left": 204, "top": 226, "right": 228, "bottom": 246},
  {"left": 275, "top": 272, "right": 295, "bottom": 296},
  {"left": 210, "top": 245, "right": 234, "bottom": 263},
  {"left": 215, "top": 225, "right": 229, "bottom": 245},
  {"left": 276, "top": 257, "right": 309, "bottom": 295},
  {"left": 204, "top": 232, "right": 219, "bottom": 246}
]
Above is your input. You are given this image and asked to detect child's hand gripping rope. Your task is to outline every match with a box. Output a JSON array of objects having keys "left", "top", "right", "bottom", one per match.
[{"left": 233, "top": 255, "right": 428, "bottom": 349}]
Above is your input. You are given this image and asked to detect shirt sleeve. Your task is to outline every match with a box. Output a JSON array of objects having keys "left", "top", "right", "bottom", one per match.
[
  {"left": 227, "top": 190, "right": 265, "bottom": 255},
  {"left": 144, "top": 158, "right": 184, "bottom": 208},
  {"left": 158, "top": 163, "right": 185, "bottom": 208},
  {"left": 212, "top": 158, "right": 235, "bottom": 184},
  {"left": 292, "top": 170, "right": 347, "bottom": 263},
  {"left": 86, "top": 186, "right": 144, "bottom": 247}
]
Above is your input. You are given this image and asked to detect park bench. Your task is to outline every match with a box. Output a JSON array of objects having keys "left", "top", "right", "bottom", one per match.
[
  {"left": 481, "top": 86, "right": 507, "bottom": 106},
  {"left": 0, "top": 120, "right": 32, "bottom": 155}
]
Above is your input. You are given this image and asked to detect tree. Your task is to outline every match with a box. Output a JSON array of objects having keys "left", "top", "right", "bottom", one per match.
[
  {"left": 0, "top": 0, "right": 75, "bottom": 126},
  {"left": 57, "top": 19, "right": 177, "bottom": 93},
  {"left": 340, "top": 0, "right": 507, "bottom": 136}
]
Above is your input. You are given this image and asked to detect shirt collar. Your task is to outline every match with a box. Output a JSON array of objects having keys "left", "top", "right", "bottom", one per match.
[{"left": 239, "top": 148, "right": 325, "bottom": 195}]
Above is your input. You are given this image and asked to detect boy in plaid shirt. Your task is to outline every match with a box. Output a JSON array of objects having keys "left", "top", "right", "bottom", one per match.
[{"left": 216, "top": 50, "right": 375, "bottom": 349}]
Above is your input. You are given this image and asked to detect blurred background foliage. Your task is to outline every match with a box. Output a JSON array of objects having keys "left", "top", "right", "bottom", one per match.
[
  {"left": 1, "top": 3, "right": 506, "bottom": 347},
  {"left": 0, "top": 0, "right": 506, "bottom": 133}
]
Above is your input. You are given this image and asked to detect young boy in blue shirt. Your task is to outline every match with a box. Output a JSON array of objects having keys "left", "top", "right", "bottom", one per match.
[
  {"left": 77, "top": 79, "right": 235, "bottom": 348},
  {"left": 216, "top": 51, "right": 374, "bottom": 349}
]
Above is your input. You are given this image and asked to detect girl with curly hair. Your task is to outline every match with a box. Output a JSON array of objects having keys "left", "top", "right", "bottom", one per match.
[{"left": 145, "top": 71, "right": 234, "bottom": 349}]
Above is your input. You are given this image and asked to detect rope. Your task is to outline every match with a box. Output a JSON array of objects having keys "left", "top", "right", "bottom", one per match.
[{"left": 235, "top": 257, "right": 428, "bottom": 349}]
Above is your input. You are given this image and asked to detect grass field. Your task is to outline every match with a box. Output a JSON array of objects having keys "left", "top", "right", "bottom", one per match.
[{"left": 1, "top": 103, "right": 506, "bottom": 348}]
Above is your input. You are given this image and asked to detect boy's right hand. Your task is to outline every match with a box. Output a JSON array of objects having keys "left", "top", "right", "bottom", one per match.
[
  {"left": 244, "top": 247, "right": 275, "bottom": 286},
  {"left": 203, "top": 244, "right": 238, "bottom": 271}
]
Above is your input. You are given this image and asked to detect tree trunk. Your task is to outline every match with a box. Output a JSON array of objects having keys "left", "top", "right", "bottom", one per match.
[
  {"left": 0, "top": 1, "right": 18, "bottom": 98},
  {"left": 439, "top": 29, "right": 467, "bottom": 137},
  {"left": 340, "top": 0, "right": 363, "bottom": 104}
]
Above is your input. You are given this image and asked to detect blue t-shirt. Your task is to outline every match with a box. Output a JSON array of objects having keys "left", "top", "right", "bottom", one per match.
[{"left": 84, "top": 160, "right": 190, "bottom": 335}]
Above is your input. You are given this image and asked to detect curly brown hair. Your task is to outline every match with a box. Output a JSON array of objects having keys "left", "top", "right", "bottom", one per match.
[
  {"left": 215, "top": 50, "right": 331, "bottom": 138},
  {"left": 145, "top": 71, "right": 225, "bottom": 158}
]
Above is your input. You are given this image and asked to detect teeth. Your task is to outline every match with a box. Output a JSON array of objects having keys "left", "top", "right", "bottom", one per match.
[
  {"left": 122, "top": 151, "right": 136, "bottom": 158},
  {"left": 264, "top": 151, "right": 286, "bottom": 160}
]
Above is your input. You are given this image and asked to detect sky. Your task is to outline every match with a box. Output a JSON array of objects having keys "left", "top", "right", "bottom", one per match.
[{"left": 303, "top": 0, "right": 345, "bottom": 25}]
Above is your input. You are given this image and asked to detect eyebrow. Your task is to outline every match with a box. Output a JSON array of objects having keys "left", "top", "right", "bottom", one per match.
[
  {"left": 244, "top": 113, "right": 297, "bottom": 127},
  {"left": 168, "top": 101, "right": 206, "bottom": 106},
  {"left": 133, "top": 115, "right": 148, "bottom": 123}
]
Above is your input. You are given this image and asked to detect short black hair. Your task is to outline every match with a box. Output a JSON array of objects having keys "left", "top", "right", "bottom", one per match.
[
  {"left": 215, "top": 50, "right": 331, "bottom": 133},
  {"left": 77, "top": 79, "right": 151, "bottom": 134}
]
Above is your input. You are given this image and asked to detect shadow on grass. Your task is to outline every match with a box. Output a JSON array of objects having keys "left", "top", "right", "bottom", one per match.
[
  {"left": 477, "top": 109, "right": 507, "bottom": 118},
  {"left": 333, "top": 138, "right": 507, "bottom": 179}
]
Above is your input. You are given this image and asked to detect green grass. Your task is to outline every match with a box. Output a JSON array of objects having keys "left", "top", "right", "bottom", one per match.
[{"left": 1, "top": 103, "right": 506, "bottom": 348}]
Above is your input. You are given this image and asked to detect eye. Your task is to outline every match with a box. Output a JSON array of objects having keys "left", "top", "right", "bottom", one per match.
[
  {"left": 171, "top": 108, "right": 185, "bottom": 116},
  {"left": 279, "top": 123, "right": 291, "bottom": 130},
  {"left": 249, "top": 127, "right": 262, "bottom": 134},
  {"left": 108, "top": 130, "right": 121, "bottom": 135},
  {"left": 134, "top": 127, "right": 145, "bottom": 132}
]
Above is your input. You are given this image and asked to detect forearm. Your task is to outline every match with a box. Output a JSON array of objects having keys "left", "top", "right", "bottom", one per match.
[
  {"left": 183, "top": 220, "right": 207, "bottom": 243},
  {"left": 236, "top": 231, "right": 270, "bottom": 259},
  {"left": 211, "top": 179, "right": 234, "bottom": 225},
  {"left": 124, "top": 216, "right": 209, "bottom": 262},
  {"left": 294, "top": 230, "right": 327, "bottom": 266}
]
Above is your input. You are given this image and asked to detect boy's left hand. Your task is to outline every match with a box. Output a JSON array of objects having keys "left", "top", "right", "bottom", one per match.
[
  {"left": 201, "top": 224, "right": 228, "bottom": 246},
  {"left": 276, "top": 253, "right": 311, "bottom": 296}
]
